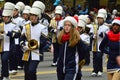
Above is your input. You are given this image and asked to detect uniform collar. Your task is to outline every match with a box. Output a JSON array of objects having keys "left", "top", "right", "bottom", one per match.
[
  {"left": 5, "top": 20, "right": 11, "bottom": 24},
  {"left": 31, "top": 21, "right": 39, "bottom": 26}
]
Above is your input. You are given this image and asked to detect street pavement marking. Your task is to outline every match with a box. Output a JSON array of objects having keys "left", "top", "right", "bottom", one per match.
[
  {"left": 10, "top": 67, "right": 107, "bottom": 78},
  {"left": 10, "top": 70, "right": 56, "bottom": 78}
]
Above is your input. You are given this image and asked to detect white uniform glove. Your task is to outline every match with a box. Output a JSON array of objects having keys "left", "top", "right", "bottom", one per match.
[
  {"left": 23, "top": 45, "right": 29, "bottom": 51},
  {"left": 0, "top": 34, "right": 3, "bottom": 39},
  {"left": 93, "top": 34, "right": 97, "bottom": 39},
  {"left": 54, "top": 29, "right": 57, "bottom": 32}
]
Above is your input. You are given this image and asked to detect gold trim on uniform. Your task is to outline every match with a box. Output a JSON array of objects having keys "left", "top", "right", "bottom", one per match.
[{"left": 0, "top": 22, "right": 4, "bottom": 52}]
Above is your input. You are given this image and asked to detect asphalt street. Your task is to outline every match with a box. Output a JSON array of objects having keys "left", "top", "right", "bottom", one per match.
[{"left": 0, "top": 52, "right": 108, "bottom": 80}]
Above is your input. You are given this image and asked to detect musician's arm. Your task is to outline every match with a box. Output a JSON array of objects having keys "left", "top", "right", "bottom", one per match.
[{"left": 99, "top": 34, "right": 109, "bottom": 54}]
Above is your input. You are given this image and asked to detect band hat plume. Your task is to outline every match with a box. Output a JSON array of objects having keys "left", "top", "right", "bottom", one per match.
[
  {"left": 2, "top": 2, "right": 15, "bottom": 17},
  {"left": 64, "top": 16, "right": 78, "bottom": 27}
]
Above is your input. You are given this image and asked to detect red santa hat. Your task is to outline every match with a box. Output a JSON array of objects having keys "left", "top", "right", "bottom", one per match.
[
  {"left": 64, "top": 16, "right": 78, "bottom": 27},
  {"left": 73, "top": 15, "right": 78, "bottom": 22},
  {"left": 112, "top": 17, "right": 120, "bottom": 25}
]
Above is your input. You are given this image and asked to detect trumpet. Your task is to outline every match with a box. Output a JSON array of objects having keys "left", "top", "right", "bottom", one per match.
[
  {"left": 0, "top": 23, "right": 4, "bottom": 39},
  {"left": 28, "top": 39, "right": 38, "bottom": 50},
  {"left": 23, "top": 39, "right": 41, "bottom": 61},
  {"left": 93, "top": 23, "right": 98, "bottom": 52}
]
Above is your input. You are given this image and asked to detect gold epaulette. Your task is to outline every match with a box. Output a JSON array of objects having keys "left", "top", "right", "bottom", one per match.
[
  {"left": 25, "top": 23, "right": 31, "bottom": 41},
  {"left": 0, "top": 22, "right": 4, "bottom": 27},
  {"left": 0, "top": 22, "right": 4, "bottom": 52},
  {"left": 50, "top": 19, "right": 57, "bottom": 29}
]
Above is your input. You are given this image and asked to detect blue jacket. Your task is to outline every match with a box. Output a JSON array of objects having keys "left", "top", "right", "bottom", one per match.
[
  {"left": 99, "top": 34, "right": 120, "bottom": 69},
  {"left": 57, "top": 40, "right": 88, "bottom": 74}
]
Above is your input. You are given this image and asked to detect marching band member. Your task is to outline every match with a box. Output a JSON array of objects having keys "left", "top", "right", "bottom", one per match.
[
  {"left": 14, "top": 1, "right": 25, "bottom": 16},
  {"left": 78, "top": 15, "right": 90, "bottom": 65},
  {"left": 49, "top": 5, "right": 64, "bottom": 66},
  {"left": 9, "top": 2, "right": 25, "bottom": 73},
  {"left": 20, "top": 1, "right": 48, "bottom": 80},
  {"left": 111, "top": 9, "right": 118, "bottom": 20},
  {"left": 99, "top": 17, "right": 120, "bottom": 80},
  {"left": 13, "top": 1, "right": 25, "bottom": 31},
  {"left": 86, "top": 15, "right": 94, "bottom": 52},
  {"left": 32, "top": 1, "right": 49, "bottom": 61},
  {"left": 22, "top": 5, "right": 31, "bottom": 24},
  {"left": 91, "top": 9, "right": 110, "bottom": 76},
  {"left": 0, "top": 2, "right": 20, "bottom": 80}
]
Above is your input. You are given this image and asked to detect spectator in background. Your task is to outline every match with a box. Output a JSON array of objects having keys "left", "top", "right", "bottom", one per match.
[{"left": 79, "top": 6, "right": 88, "bottom": 15}]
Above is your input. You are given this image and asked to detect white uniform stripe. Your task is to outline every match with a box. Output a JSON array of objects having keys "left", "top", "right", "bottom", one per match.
[
  {"left": 73, "top": 47, "right": 79, "bottom": 80},
  {"left": 73, "top": 73, "right": 77, "bottom": 80},
  {"left": 75, "top": 47, "right": 79, "bottom": 73},
  {"left": 63, "top": 42, "right": 67, "bottom": 73}
]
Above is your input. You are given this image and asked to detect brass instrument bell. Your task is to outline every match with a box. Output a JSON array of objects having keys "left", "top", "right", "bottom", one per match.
[{"left": 28, "top": 39, "right": 38, "bottom": 50}]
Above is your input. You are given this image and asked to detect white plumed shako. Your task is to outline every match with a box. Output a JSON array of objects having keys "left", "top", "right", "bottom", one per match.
[
  {"left": 30, "top": 7, "right": 41, "bottom": 17},
  {"left": 112, "top": 9, "right": 118, "bottom": 15},
  {"left": 2, "top": 2, "right": 15, "bottom": 17},
  {"left": 55, "top": 6, "right": 63, "bottom": 15},
  {"left": 97, "top": 13, "right": 106, "bottom": 21},
  {"left": 98, "top": 8, "right": 107, "bottom": 17},
  {"left": 78, "top": 15, "right": 87, "bottom": 29},
  {"left": 32, "top": 1, "right": 45, "bottom": 13},
  {"left": 15, "top": 2, "right": 25, "bottom": 12},
  {"left": 23, "top": 6, "right": 31, "bottom": 14}
]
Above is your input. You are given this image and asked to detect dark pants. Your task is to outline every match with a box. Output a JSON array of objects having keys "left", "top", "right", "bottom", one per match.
[
  {"left": 9, "top": 45, "right": 18, "bottom": 70},
  {"left": 92, "top": 52, "right": 103, "bottom": 73},
  {"left": 76, "top": 69, "right": 82, "bottom": 80},
  {"left": 1, "top": 51, "right": 10, "bottom": 77},
  {"left": 57, "top": 72, "right": 77, "bottom": 80},
  {"left": 24, "top": 60, "right": 39, "bottom": 80},
  {"left": 17, "top": 45, "right": 23, "bottom": 67},
  {"left": 40, "top": 52, "right": 44, "bottom": 61},
  {"left": 53, "top": 42, "right": 59, "bottom": 63},
  {"left": 9, "top": 45, "right": 23, "bottom": 70},
  {"left": 85, "top": 45, "right": 90, "bottom": 65}
]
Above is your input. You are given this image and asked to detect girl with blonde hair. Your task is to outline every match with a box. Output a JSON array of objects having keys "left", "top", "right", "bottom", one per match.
[{"left": 57, "top": 16, "right": 88, "bottom": 80}]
